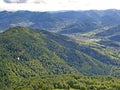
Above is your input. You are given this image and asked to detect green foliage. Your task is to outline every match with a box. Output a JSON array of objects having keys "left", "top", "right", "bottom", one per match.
[
  {"left": 1, "top": 74, "right": 120, "bottom": 90},
  {"left": 1, "top": 27, "right": 120, "bottom": 90}
]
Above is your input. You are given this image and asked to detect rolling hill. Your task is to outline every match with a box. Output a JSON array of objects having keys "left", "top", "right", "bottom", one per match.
[
  {"left": 1, "top": 27, "right": 120, "bottom": 89},
  {"left": 0, "top": 27, "right": 120, "bottom": 75},
  {"left": 1, "top": 26, "right": 119, "bottom": 76}
]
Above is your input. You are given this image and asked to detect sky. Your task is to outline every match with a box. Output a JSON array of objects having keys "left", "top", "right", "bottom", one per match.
[{"left": 0, "top": 0, "right": 120, "bottom": 11}]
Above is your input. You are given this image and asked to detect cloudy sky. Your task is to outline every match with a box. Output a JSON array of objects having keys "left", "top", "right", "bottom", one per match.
[{"left": 0, "top": 0, "right": 120, "bottom": 11}]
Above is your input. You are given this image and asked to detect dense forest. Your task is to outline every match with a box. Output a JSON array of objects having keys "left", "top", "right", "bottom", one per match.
[
  {"left": 0, "top": 27, "right": 120, "bottom": 89},
  {"left": 1, "top": 74, "right": 120, "bottom": 90}
]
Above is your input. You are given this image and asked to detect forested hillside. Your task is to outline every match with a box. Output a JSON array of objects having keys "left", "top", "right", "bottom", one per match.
[{"left": 0, "top": 27, "right": 120, "bottom": 89}]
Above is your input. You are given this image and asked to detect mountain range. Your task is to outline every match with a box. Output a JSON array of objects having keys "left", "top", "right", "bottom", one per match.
[
  {"left": 0, "top": 9, "right": 120, "bottom": 32},
  {"left": 0, "top": 9, "right": 120, "bottom": 89},
  {"left": 0, "top": 10, "right": 120, "bottom": 45}
]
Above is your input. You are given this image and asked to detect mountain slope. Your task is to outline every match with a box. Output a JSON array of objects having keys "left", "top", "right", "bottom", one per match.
[
  {"left": 1, "top": 26, "right": 120, "bottom": 77},
  {"left": 1, "top": 27, "right": 81, "bottom": 76},
  {"left": 1, "top": 27, "right": 120, "bottom": 89}
]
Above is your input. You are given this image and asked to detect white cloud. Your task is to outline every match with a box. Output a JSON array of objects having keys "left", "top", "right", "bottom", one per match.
[
  {"left": 1, "top": 0, "right": 120, "bottom": 11},
  {"left": 4, "top": 0, "right": 45, "bottom": 3},
  {"left": 4, "top": 0, "right": 27, "bottom": 3}
]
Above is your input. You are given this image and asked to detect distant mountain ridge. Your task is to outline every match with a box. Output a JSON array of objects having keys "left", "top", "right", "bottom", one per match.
[{"left": 1, "top": 9, "right": 120, "bottom": 33}]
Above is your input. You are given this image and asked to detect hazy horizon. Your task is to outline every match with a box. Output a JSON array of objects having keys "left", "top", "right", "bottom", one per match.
[{"left": 1, "top": 0, "right": 120, "bottom": 11}]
